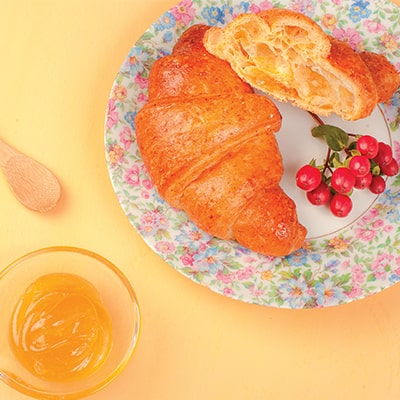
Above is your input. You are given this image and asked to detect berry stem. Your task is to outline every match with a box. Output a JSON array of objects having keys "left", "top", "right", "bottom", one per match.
[
  {"left": 309, "top": 112, "right": 325, "bottom": 126},
  {"left": 324, "top": 148, "right": 332, "bottom": 174},
  {"left": 308, "top": 113, "right": 333, "bottom": 175}
]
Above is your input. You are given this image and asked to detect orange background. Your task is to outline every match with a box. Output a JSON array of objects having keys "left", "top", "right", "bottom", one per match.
[{"left": 1, "top": 1, "right": 400, "bottom": 399}]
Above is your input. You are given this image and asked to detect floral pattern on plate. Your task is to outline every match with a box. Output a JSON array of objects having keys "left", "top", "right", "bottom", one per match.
[{"left": 105, "top": 0, "right": 400, "bottom": 308}]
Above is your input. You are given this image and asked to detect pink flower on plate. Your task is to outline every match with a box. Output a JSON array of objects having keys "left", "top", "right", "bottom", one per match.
[
  {"left": 141, "top": 191, "right": 150, "bottom": 199},
  {"left": 394, "top": 140, "right": 400, "bottom": 161},
  {"left": 142, "top": 179, "right": 154, "bottom": 190},
  {"left": 216, "top": 270, "right": 234, "bottom": 284},
  {"left": 332, "top": 27, "right": 363, "bottom": 50},
  {"left": 250, "top": 285, "right": 265, "bottom": 297},
  {"left": 125, "top": 165, "right": 140, "bottom": 186},
  {"left": 135, "top": 73, "right": 148, "bottom": 89},
  {"left": 180, "top": 253, "right": 195, "bottom": 266},
  {"left": 119, "top": 126, "right": 133, "bottom": 150},
  {"left": 155, "top": 241, "right": 175, "bottom": 254},
  {"left": 383, "top": 225, "right": 394, "bottom": 233},
  {"left": 171, "top": 0, "right": 196, "bottom": 25},
  {"left": 363, "top": 19, "right": 386, "bottom": 34},
  {"left": 372, "top": 219, "right": 385, "bottom": 229},
  {"left": 351, "top": 264, "right": 366, "bottom": 284},
  {"left": 223, "top": 287, "right": 234, "bottom": 296},
  {"left": 236, "top": 265, "right": 257, "bottom": 281},
  {"left": 249, "top": 0, "right": 273, "bottom": 13},
  {"left": 106, "top": 99, "right": 118, "bottom": 129},
  {"left": 347, "top": 285, "right": 363, "bottom": 299},
  {"left": 354, "top": 227, "right": 376, "bottom": 242},
  {"left": 138, "top": 92, "right": 148, "bottom": 103},
  {"left": 361, "top": 207, "right": 379, "bottom": 222},
  {"left": 371, "top": 253, "right": 394, "bottom": 280}
]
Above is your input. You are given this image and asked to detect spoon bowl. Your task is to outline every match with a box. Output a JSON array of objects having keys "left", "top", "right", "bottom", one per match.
[{"left": 0, "top": 137, "right": 61, "bottom": 212}]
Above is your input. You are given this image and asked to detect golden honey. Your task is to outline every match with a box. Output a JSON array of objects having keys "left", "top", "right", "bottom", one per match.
[{"left": 10, "top": 273, "right": 112, "bottom": 382}]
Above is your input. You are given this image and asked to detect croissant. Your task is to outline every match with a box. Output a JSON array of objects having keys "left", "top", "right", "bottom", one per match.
[
  {"left": 135, "top": 25, "right": 306, "bottom": 257},
  {"left": 204, "top": 9, "right": 400, "bottom": 121}
]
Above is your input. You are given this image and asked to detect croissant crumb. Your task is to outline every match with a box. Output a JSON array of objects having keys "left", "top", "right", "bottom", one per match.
[{"left": 203, "top": 9, "right": 400, "bottom": 121}]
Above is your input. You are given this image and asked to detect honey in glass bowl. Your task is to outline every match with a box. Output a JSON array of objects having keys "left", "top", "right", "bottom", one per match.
[
  {"left": 10, "top": 273, "right": 113, "bottom": 382},
  {"left": 0, "top": 246, "right": 141, "bottom": 400}
]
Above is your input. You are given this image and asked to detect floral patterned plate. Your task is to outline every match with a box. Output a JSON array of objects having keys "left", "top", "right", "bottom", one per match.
[{"left": 105, "top": 0, "right": 400, "bottom": 308}]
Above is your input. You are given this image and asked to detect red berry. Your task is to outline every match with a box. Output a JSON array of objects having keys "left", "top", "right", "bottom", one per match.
[
  {"left": 330, "top": 167, "right": 356, "bottom": 194},
  {"left": 296, "top": 164, "right": 322, "bottom": 192},
  {"left": 380, "top": 158, "right": 399, "bottom": 177},
  {"left": 354, "top": 172, "right": 373, "bottom": 189},
  {"left": 306, "top": 181, "right": 331, "bottom": 205},
  {"left": 369, "top": 175, "right": 386, "bottom": 194},
  {"left": 373, "top": 142, "right": 393, "bottom": 167},
  {"left": 356, "top": 135, "right": 379, "bottom": 158},
  {"left": 330, "top": 193, "right": 353, "bottom": 217},
  {"left": 349, "top": 155, "right": 371, "bottom": 177}
]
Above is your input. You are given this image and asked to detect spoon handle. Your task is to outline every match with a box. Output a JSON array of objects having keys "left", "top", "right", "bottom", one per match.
[{"left": 0, "top": 137, "right": 19, "bottom": 168}]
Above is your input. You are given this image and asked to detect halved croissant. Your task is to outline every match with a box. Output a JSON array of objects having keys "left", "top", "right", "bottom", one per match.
[
  {"left": 135, "top": 25, "right": 306, "bottom": 257},
  {"left": 203, "top": 9, "right": 400, "bottom": 121}
]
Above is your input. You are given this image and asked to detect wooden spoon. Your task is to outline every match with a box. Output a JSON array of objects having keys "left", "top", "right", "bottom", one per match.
[{"left": 0, "top": 137, "right": 61, "bottom": 212}]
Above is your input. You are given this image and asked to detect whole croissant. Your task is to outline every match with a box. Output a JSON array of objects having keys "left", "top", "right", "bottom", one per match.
[
  {"left": 204, "top": 9, "right": 400, "bottom": 121},
  {"left": 135, "top": 24, "right": 306, "bottom": 257}
]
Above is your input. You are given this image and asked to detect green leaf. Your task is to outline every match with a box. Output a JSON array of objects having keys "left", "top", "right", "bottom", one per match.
[
  {"left": 329, "top": 152, "right": 343, "bottom": 168},
  {"left": 311, "top": 125, "right": 349, "bottom": 151},
  {"left": 303, "top": 269, "right": 312, "bottom": 282},
  {"left": 371, "top": 164, "right": 381, "bottom": 176}
]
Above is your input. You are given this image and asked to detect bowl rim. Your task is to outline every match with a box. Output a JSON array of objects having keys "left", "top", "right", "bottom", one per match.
[{"left": 0, "top": 245, "right": 141, "bottom": 400}]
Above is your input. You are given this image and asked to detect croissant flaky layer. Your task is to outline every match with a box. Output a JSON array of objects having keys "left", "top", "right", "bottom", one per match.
[
  {"left": 204, "top": 9, "right": 400, "bottom": 121},
  {"left": 135, "top": 24, "right": 307, "bottom": 257}
]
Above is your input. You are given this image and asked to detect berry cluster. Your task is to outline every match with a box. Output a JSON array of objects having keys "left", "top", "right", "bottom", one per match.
[{"left": 296, "top": 116, "right": 399, "bottom": 218}]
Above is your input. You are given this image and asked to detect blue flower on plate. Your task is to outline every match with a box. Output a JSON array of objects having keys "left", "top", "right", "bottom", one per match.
[
  {"left": 326, "top": 259, "right": 340, "bottom": 273},
  {"left": 163, "top": 31, "right": 174, "bottom": 43},
  {"left": 194, "top": 246, "right": 222, "bottom": 274},
  {"left": 221, "top": 4, "right": 234, "bottom": 18},
  {"left": 121, "top": 46, "right": 145, "bottom": 75},
  {"left": 124, "top": 111, "right": 136, "bottom": 130},
  {"left": 389, "top": 273, "right": 400, "bottom": 283},
  {"left": 279, "top": 277, "right": 312, "bottom": 308},
  {"left": 201, "top": 6, "right": 225, "bottom": 26},
  {"left": 175, "top": 223, "right": 211, "bottom": 252},
  {"left": 349, "top": 0, "right": 371, "bottom": 23},
  {"left": 154, "top": 11, "right": 176, "bottom": 31},
  {"left": 386, "top": 206, "right": 400, "bottom": 224},
  {"left": 285, "top": 248, "right": 308, "bottom": 266},
  {"left": 237, "top": 1, "right": 251, "bottom": 13},
  {"left": 314, "top": 279, "right": 347, "bottom": 306}
]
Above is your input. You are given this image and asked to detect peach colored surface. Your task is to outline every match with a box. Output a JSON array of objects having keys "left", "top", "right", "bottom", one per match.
[{"left": 1, "top": 1, "right": 400, "bottom": 399}]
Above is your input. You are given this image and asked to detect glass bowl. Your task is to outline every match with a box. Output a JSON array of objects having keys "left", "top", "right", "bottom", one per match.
[{"left": 0, "top": 246, "right": 141, "bottom": 399}]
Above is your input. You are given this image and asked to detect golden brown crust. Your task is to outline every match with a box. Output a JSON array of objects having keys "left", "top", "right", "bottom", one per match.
[
  {"left": 360, "top": 51, "right": 400, "bottom": 103},
  {"left": 136, "top": 93, "right": 282, "bottom": 207},
  {"left": 148, "top": 25, "right": 253, "bottom": 100},
  {"left": 233, "top": 186, "right": 307, "bottom": 256},
  {"left": 204, "top": 9, "right": 398, "bottom": 120},
  {"left": 135, "top": 24, "right": 306, "bottom": 256}
]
